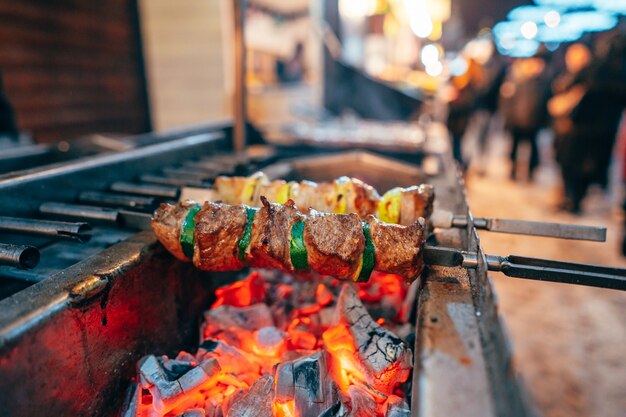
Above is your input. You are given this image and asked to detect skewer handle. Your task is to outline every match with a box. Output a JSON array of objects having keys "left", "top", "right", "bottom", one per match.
[
  {"left": 431, "top": 212, "right": 606, "bottom": 242},
  {"left": 423, "top": 246, "right": 626, "bottom": 291},
  {"left": 486, "top": 254, "right": 626, "bottom": 290}
]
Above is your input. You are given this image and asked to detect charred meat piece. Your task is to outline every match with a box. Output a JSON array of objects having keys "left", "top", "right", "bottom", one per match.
[
  {"left": 194, "top": 202, "right": 248, "bottom": 271},
  {"left": 366, "top": 215, "right": 425, "bottom": 280},
  {"left": 151, "top": 200, "right": 198, "bottom": 261},
  {"left": 247, "top": 198, "right": 303, "bottom": 271},
  {"left": 304, "top": 210, "right": 365, "bottom": 280}
]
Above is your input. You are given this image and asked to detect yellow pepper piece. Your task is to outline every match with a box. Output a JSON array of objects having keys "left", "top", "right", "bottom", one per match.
[
  {"left": 333, "top": 177, "right": 350, "bottom": 214},
  {"left": 241, "top": 174, "right": 263, "bottom": 204},
  {"left": 352, "top": 256, "right": 364, "bottom": 282},
  {"left": 378, "top": 187, "right": 402, "bottom": 224},
  {"left": 276, "top": 182, "right": 291, "bottom": 204}
]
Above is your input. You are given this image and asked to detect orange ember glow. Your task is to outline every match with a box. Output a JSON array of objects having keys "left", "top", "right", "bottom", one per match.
[
  {"left": 274, "top": 399, "right": 296, "bottom": 417},
  {"left": 131, "top": 271, "right": 412, "bottom": 417},
  {"left": 211, "top": 270, "right": 266, "bottom": 308}
]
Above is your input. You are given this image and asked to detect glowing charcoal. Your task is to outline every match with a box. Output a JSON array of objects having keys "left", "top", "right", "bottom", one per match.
[
  {"left": 226, "top": 375, "right": 275, "bottom": 417},
  {"left": 212, "top": 271, "right": 266, "bottom": 309},
  {"left": 252, "top": 326, "right": 286, "bottom": 357},
  {"left": 325, "top": 285, "right": 412, "bottom": 392},
  {"left": 122, "top": 271, "right": 414, "bottom": 417}
]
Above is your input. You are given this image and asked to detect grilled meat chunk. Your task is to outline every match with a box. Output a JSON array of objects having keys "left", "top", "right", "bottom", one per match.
[
  {"left": 247, "top": 197, "right": 303, "bottom": 271},
  {"left": 366, "top": 215, "right": 425, "bottom": 279},
  {"left": 151, "top": 200, "right": 198, "bottom": 261},
  {"left": 304, "top": 209, "right": 365, "bottom": 280},
  {"left": 194, "top": 202, "right": 248, "bottom": 271}
]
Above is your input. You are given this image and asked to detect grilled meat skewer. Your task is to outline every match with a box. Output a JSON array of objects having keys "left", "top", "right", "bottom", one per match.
[
  {"left": 181, "top": 173, "right": 606, "bottom": 242},
  {"left": 152, "top": 198, "right": 426, "bottom": 283},
  {"left": 181, "top": 172, "right": 435, "bottom": 226}
]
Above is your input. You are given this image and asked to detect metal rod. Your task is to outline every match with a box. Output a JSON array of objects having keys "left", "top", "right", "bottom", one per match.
[
  {"left": 162, "top": 167, "right": 214, "bottom": 181},
  {"left": 0, "top": 243, "right": 40, "bottom": 269},
  {"left": 423, "top": 246, "right": 626, "bottom": 291},
  {"left": 0, "top": 216, "right": 91, "bottom": 243},
  {"left": 233, "top": 0, "right": 246, "bottom": 152},
  {"left": 110, "top": 181, "right": 179, "bottom": 199},
  {"left": 438, "top": 212, "right": 606, "bottom": 242},
  {"left": 78, "top": 191, "right": 156, "bottom": 211},
  {"left": 183, "top": 160, "right": 234, "bottom": 174},
  {"left": 40, "top": 202, "right": 121, "bottom": 224},
  {"left": 139, "top": 174, "right": 209, "bottom": 188},
  {"left": 39, "top": 202, "right": 151, "bottom": 230}
]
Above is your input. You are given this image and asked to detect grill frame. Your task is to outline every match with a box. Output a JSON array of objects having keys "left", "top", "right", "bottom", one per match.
[{"left": 0, "top": 125, "right": 531, "bottom": 417}]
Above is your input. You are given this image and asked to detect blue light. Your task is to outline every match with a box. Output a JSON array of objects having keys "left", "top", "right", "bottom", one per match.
[
  {"left": 493, "top": 21, "right": 522, "bottom": 38},
  {"left": 536, "top": 24, "right": 583, "bottom": 42},
  {"left": 534, "top": 0, "right": 594, "bottom": 6},
  {"left": 594, "top": 0, "right": 626, "bottom": 14},
  {"left": 497, "top": 39, "right": 540, "bottom": 58},
  {"left": 560, "top": 10, "right": 618, "bottom": 32},
  {"left": 508, "top": 5, "right": 561, "bottom": 22}
]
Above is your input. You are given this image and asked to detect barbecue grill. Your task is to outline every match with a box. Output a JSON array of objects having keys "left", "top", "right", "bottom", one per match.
[
  {"left": 0, "top": 118, "right": 536, "bottom": 417},
  {"left": 4, "top": 2, "right": 621, "bottom": 415}
]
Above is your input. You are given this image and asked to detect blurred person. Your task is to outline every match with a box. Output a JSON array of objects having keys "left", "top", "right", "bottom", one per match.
[
  {"left": 445, "top": 58, "right": 479, "bottom": 170},
  {"left": 551, "top": 37, "right": 626, "bottom": 213},
  {"left": 500, "top": 54, "right": 551, "bottom": 181},
  {"left": 276, "top": 42, "right": 305, "bottom": 84},
  {"left": 472, "top": 45, "right": 507, "bottom": 176},
  {"left": 549, "top": 43, "right": 593, "bottom": 212}
]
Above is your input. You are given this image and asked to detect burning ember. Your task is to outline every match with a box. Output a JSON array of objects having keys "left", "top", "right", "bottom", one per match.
[{"left": 121, "top": 271, "right": 414, "bottom": 417}]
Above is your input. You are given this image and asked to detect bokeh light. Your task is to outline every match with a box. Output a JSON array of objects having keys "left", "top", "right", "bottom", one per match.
[
  {"left": 520, "top": 21, "right": 538, "bottom": 39},
  {"left": 544, "top": 10, "right": 561, "bottom": 28}
]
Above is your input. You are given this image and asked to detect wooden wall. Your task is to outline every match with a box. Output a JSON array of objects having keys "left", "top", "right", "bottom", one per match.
[
  {"left": 0, "top": 1, "right": 151, "bottom": 142},
  {"left": 138, "top": 0, "right": 230, "bottom": 131}
]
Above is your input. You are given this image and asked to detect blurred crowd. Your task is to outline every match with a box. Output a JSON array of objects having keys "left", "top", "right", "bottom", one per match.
[{"left": 446, "top": 29, "right": 626, "bottom": 216}]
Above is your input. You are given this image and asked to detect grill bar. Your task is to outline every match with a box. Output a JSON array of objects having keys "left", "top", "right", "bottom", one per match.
[
  {"left": 110, "top": 181, "right": 180, "bottom": 199},
  {"left": 78, "top": 191, "right": 157, "bottom": 211},
  {"left": 0, "top": 216, "right": 92, "bottom": 243},
  {"left": 40, "top": 202, "right": 121, "bottom": 224},
  {"left": 0, "top": 244, "right": 40, "bottom": 269}
]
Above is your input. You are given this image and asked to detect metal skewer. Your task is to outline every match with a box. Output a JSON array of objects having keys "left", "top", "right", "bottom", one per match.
[
  {"left": 40, "top": 202, "right": 152, "bottom": 230},
  {"left": 0, "top": 243, "right": 40, "bottom": 269},
  {"left": 0, "top": 216, "right": 92, "bottom": 243},
  {"left": 78, "top": 191, "right": 157, "bottom": 211},
  {"left": 110, "top": 181, "right": 180, "bottom": 199},
  {"left": 431, "top": 211, "right": 607, "bottom": 242},
  {"left": 424, "top": 246, "right": 626, "bottom": 291}
]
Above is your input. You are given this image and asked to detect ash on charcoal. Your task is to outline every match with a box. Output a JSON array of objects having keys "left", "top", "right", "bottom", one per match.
[
  {"left": 319, "top": 401, "right": 350, "bottom": 417},
  {"left": 198, "top": 339, "right": 261, "bottom": 380},
  {"left": 253, "top": 326, "right": 286, "bottom": 356},
  {"left": 162, "top": 358, "right": 196, "bottom": 380},
  {"left": 137, "top": 354, "right": 184, "bottom": 413},
  {"left": 275, "top": 351, "right": 343, "bottom": 417},
  {"left": 178, "top": 359, "right": 221, "bottom": 393},
  {"left": 331, "top": 285, "right": 412, "bottom": 392},
  {"left": 384, "top": 395, "right": 410, "bottom": 417},
  {"left": 138, "top": 355, "right": 221, "bottom": 414},
  {"left": 348, "top": 385, "right": 377, "bottom": 417},
  {"left": 202, "top": 304, "right": 274, "bottom": 336},
  {"left": 176, "top": 408, "right": 206, "bottom": 417},
  {"left": 119, "top": 381, "right": 140, "bottom": 417},
  {"left": 226, "top": 374, "right": 275, "bottom": 417}
]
